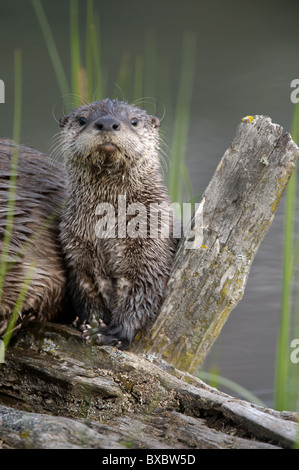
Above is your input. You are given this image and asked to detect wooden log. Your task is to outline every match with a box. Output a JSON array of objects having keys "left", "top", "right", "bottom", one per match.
[
  {"left": 0, "top": 321, "right": 297, "bottom": 449},
  {"left": 133, "top": 115, "right": 299, "bottom": 374}
]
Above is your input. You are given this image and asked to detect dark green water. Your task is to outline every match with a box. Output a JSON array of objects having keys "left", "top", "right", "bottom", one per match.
[{"left": 1, "top": 0, "right": 299, "bottom": 408}]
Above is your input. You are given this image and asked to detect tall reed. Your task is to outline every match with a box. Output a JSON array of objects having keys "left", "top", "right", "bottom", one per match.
[
  {"left": 31, "top": 0, "right": 70, "bottom": 108},
  {"left": 274, "top": 101, "right": 299, "bottom": 411},
  {"left": 168, "top": 32, "right": 196, "bottom": 204},
  {"left": 70, "top": 0, "right": 81, "bottom": 105},
  {"left": 86, "top": 0, "right": 103, "bottom": 101},
  {"left": 198, "top": 370, "right": 265, "bottom": 407}
]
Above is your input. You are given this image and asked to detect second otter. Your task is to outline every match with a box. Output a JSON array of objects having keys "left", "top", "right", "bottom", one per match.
[{"left": 59, "top": 99, "right": 176, "bottom": 349}]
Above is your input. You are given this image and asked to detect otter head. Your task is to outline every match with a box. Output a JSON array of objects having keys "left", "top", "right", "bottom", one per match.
[{"left": 59, "top": 98, "right": 161, "bottom": 173}]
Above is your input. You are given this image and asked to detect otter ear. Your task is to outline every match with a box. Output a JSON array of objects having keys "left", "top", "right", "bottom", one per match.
[
  {"left": 151, "top": 116, "right": 160, "bottom": 130},
  {"left": 59, "top": 114, "right": 70, "bottom": 128}
]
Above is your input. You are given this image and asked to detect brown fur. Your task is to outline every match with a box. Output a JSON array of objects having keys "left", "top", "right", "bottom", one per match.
[
  {"left": 0, "top": 140, "right": 67, "bottom": 337},
  {"left": 59, "top": 99, "right": 176, "bottom": 349},
  {"left": 0, "top": 99, "right": 176, "bottom": 349}
]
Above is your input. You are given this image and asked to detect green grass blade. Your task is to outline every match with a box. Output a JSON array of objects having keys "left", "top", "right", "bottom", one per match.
[
  {"left": 70, "top": 0, "right": 81, "bottom": 106},
  {"left": 182, "top": 163, "right": 194, "bottom": 203},
  {"left": 168, "top": 32, "right": 197, "bottom": 204},
  {"left": 158, "top": 58, "right": 173, "bottom": 140},
  {"left": 198, "top": 370, "right": 265, "bottom": 407},
  {"left": 275, "top": 99, "right": 299, "bottom": 411},
  {"left": 91, "top": 13, "right": 102, "bottom": 101},
  {"left": 275, "top": 174, "right": 296, "bottom": 410},
  {"left": 85, "top": 1, "right": 103, "bottom": 101},
  {"left": 31, "top": 0, "right": 70, "bottom": 107},
  {"left": 144, "top": 30, "right": 157, "bottom": 99},
  {"left": 133, "top": 55, "right": 144, "bottom": 103},
  {"left": 113, "top": 51, "right": 131, "bottom": 100},
  {"left": 85, "top": 0, "right": 94, "bottom": 102}
]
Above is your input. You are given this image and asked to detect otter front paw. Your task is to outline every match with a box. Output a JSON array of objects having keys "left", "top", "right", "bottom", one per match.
[
  {"left": 72, "top": 314, "right": 100, "bottom": 332},
  {"left": 81, "top": 317, "right": 130, "bottom": 350}
]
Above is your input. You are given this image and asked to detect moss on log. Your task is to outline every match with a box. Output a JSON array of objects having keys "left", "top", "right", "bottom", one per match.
[{"left": 133, "top": 116, "right": 299, "bottom": 374}]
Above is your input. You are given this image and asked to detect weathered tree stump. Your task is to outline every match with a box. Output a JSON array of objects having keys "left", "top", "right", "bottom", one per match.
[
  {"left": 0, "top": 115, "right": 298, "bottom": 449},
  {"left": 133, "top": 115, "right": 299, "bottom": 374}
]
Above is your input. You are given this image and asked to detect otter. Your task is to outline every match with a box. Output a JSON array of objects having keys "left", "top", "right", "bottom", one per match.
[
  {"left": 0, "top": 99, "right": 176, "bottom": 349},
  {"left": 0, "top": 139, "right": 67, "bottom": 337},
  {"left": 59, "top": 98, "right": 177, "bottom": 349}
]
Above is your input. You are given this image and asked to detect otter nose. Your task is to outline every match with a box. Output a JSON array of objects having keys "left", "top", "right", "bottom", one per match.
[{"left": 95, "top": 116, "right": 121, "bottom": 131}]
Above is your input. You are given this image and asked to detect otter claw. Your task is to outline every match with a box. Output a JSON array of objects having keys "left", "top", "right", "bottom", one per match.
[
  {"left": 89, "top": 314, "right": 100, "bottom": 328},
  {"left": 82, "top": 329, "right": 90, "bottom": 339},
  {"left": 74, "top": 318, "right": 89, "bottom": 332},
  {"left": 72, "top": 316, "right": 81, "bottom": 328}
]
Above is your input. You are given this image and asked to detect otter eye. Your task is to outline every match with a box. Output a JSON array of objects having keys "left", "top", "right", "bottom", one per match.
[
  {"left": 78, "top": 117, "right": 87, "bottom": 126},
  {"left": 131, "top": 117, "right": 138, "bottom": 127}
]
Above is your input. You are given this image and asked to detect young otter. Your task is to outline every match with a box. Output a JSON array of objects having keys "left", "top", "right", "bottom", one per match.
[
  {"left": 59, "top": 98, "right": 176, "bottom": 349},
  {"left": 0, "top": 140, "right": 67, "bottom": 337},
  {"left": 0, "top": 100, "right": 176, "bottom": 349}
]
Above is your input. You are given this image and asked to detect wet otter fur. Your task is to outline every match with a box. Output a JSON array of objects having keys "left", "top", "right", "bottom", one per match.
[
  {"left": 0, "top": 99, "right": 176, "bottom": 349},
  {"left": 0, "top": 139, "right": 67, "bottom": 337},
  {"left": 59, "top": 99, "right": 176, "bottom": 349}
]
